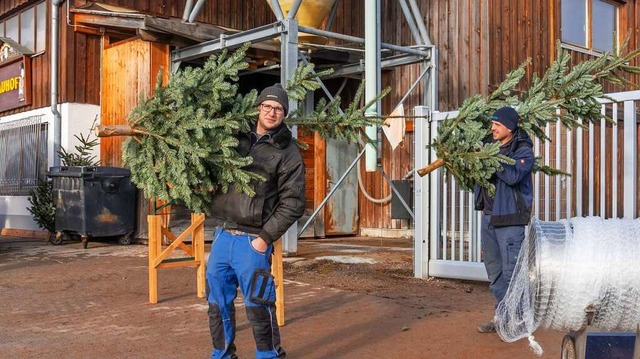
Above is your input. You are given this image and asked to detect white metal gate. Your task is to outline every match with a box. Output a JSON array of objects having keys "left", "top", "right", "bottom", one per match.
[{"left": 413, "top": 90, "right": 640, "bottom": 280}]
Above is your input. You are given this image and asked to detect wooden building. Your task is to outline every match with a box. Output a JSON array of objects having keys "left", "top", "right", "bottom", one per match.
[{"left": 0, "top": 0, "right": 638, "bottom": 240}]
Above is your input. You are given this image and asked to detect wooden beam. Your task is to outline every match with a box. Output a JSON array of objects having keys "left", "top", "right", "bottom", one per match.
[
  {"left": 137, "top": 29, "right": 194, "bottom": 48},
  {"left": 148, "top": 215, "right": 160, "bottom": 304},
  {"left": 192, "top": 213, "right": 206, "bottom": 299},
  {"left": 271, "top": 240, "right": 285, "bottom": 326},
  {"left": 148, "top": 213, "right": 206, "bottom": 303},
  {"left": 71, "top": 18, "right": 104, "bottom": 36},
  {"left": 73, "top": 12, "right": 229, "bottom": 45},
  {"left": 314, "top": 132, "right": 326, "bottom": 237},
  {"left": 144, "top": 17, "right": 229, "bottom": 42},
  {"left": 0, "top": 228, "right": 49, "bottom": 240},
  {"left": 74, "top": 12, "right": 144, "bottom": 30}
]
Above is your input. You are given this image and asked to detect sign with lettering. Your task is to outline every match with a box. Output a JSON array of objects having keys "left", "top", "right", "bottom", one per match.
[{"left": 0, "top": 55, "right": 30, "bottom": 112}]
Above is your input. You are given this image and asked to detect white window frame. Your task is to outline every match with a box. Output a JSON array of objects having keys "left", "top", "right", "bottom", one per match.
[{"left": 560, "top": 0, "right": 621, "bottom": 54}]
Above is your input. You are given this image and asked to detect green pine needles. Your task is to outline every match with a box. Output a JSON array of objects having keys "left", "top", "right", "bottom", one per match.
[
  {"left": 123, "top": 43, "right": 262, "bottom": 214},
  {"left": 424, "top": 37, "right": 640, "bottom": 195},
  {"left": 58, "top": 116, "right": 100, "bottom": 167},
  {"left": 116, "top": 43, "right": 387, "bottom": 214},
  {"left": 285, "top": 63, "right": 389, "bottom": 146},
  {"left": 26, "top": 180, "right": 55, "bottom": 233}
]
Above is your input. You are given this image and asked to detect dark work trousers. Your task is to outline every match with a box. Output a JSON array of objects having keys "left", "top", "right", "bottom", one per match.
[
  {"left": 206, "top": 228, "right": 285, "bottom": 359},
  {"left": 480, "top": 214, "right": 525, "bottom": 306}
]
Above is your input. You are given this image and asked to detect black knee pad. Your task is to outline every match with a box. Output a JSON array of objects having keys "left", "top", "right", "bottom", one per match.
[
  {"left": 246, "top": 306, "right": 281, "bottom": 353},
  {"left": 207, "top": 303, "right": 226, "bottom": 349},
  {"left": 208, "top": 302, "right": 220, "bottom": 317}
]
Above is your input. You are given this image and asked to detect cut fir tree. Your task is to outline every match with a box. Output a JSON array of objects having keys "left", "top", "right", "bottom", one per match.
[
  {"left": 417, "top": 37, "right": 640, "bottom": 195},
  {"left": 96, "top": 43, "right": 387, "bottom": 214}
]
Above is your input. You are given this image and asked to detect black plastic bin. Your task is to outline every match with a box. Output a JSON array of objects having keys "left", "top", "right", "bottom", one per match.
[{"left": 48, "top": 166, "right": 136, "bottom": 248}]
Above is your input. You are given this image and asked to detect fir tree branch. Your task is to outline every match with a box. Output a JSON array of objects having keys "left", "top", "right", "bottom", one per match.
[
  {"left": 104, "top": 44, "right": 390, "bottom": 214},
  {"left": 419, "top": 36, "right": 640, "bottom": 192}
]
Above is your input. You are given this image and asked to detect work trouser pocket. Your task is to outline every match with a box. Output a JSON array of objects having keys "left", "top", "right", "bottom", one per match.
[
  {"left": 507, "top": 241, "right": 521, "bottom": 267},
  {"left": 248, "top": 269, "right": 275, "bottom": 305}
]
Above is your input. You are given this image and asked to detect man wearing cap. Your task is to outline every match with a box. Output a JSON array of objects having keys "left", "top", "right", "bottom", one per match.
[
  {"left": 206, "top": 83, "right": 305, "bottom": 358},
  {"left": 474, "top": 106, "right": 534, "bottom": 333}
]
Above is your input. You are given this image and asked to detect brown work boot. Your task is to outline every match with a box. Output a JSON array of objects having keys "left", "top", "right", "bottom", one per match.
[{"left": 477, "top": 319, "right": 496, "bottom": 333}]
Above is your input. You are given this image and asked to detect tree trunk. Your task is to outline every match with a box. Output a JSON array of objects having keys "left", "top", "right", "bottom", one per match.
[
  {"left": 96, "top": 125, "right": 137, "bottom": 137},
  {"left": 416, "top": 158, "right": 445, "bottom": 177}
]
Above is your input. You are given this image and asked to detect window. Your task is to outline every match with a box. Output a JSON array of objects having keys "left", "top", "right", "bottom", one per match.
[
  {"left": 0, "top": 1, "right": 47, "bottom": 54},
  {"left": 591, "top": 1, "right": 616, "bottom": 52},
  {"left": 5, "top": 16, "right": 18, "bottom": 42},
  {"left": 36, "top": 2, "right": 46, "bottom": 52},
  {"left": 20, "top": 8, "right": 35, "bottom": 52},
  {"left": 0, "top": 116, "right": 48, "bottom": 195},
  {"left": 561, "top": 0, "right": 619, "bottom": 53}
]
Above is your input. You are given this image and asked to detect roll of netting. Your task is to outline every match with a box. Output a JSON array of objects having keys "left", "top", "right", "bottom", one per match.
[{"left": 494, "top": 217, "right": 640, "bottom": 356}]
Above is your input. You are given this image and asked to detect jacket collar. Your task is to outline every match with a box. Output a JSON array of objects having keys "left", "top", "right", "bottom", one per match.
[{"left": 249, "top": 123, "right": 292, "bottom": 149}]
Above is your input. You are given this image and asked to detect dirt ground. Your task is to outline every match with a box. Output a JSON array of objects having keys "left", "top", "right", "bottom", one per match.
[{"left": 0, "top": 235, "right": 564, "bottom": 359}]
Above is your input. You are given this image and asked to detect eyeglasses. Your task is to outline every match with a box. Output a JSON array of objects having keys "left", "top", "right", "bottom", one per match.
[{"left": 260, "top": 103, "right": 285, "bottom": 115}]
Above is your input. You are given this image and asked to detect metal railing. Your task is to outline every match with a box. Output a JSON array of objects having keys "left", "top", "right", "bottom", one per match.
[
  {"left": 415, "top": 90, "right": 640, "bottom": 280},
  {"left": 0, "top": 115, "right": 48, "bottom": 195}
]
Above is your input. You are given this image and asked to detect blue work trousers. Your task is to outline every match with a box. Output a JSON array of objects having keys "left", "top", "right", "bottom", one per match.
[
  {"left": 206, "top": 228, "right": 285, "bottom": 359},
  {"left": 480, "top": 214, "right": 524, "bottom": 305}
]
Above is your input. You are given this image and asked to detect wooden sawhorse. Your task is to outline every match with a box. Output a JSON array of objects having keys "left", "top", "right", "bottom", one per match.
[
  {"left": 148, "top": 213, "right": 206, "bottom": 304},
  {"left": 147, "top": 213, "right": 285, "bottom": 326}
]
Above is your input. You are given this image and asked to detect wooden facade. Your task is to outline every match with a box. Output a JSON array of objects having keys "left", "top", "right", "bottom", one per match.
[
  {"left": 100, "top": 37, "right": 169, "bottom": 167},
  {"left": 0, "top": 0, "right": 103, "bottom": 117},
  {"left": 1, "top": 0, "right": 638, "bottom": 235},
  {"left": 363, "top": 0, "right": 640, "bottom": 231}
]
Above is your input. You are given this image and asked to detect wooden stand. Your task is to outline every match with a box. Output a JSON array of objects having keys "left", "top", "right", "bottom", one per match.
[
  {"left": 147, "top": 212, "right": 285, "bottom": 326},
  {"left": 271, "top": 240, "right": 285, "bottom": 326},
  {"left": 148, "top": 213, "right": 205, "bottom": 304}
]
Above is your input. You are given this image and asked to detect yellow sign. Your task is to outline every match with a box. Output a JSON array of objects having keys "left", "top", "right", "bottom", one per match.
[
  {"left": 0, "top": 76, "right": 20, "bottom": 94},
  {"left": 0, "top": 57, "right": 29, "bottom": 111}
]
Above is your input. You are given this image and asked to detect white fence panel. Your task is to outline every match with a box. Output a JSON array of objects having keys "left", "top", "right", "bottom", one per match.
[{"left": 414, "top": 90, "right": 640, "bottom": 280}]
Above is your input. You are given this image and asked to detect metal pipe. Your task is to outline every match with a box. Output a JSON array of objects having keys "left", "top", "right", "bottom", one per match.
[
  {"left": 187, "top": 0, "right": 206, "bottom": 23},
  {"left": 280, "top": 17, "right": 299, "bottom": 253},
  {"left": 287, "top": 0, "right": 303, "bottom": 20},
  {"left": 364, "top": 0, "right": 380, "bottom": 172},
  {"left": 269, "top": 0, "right": 285, "bottom": 20},
  {"left": 325, "top": 0, "right": 340, "bottom": 30},
  {"left": 298, "top": 25, "right": 429, "bottom": 57},
  {"left": 397, "top": 0, "right": 424, "bottom": 45},
  {"left": 408, "top": 0, "right": 432, "bottom": 45},
  {"left": 326, "top": 53, "right": 425, "bottom": 78},
  {"left": 51, "top": 0, "right": 64, "bottom": 167},
  {"left": 182, "top": 0, "right": 195, "bottom": 22},
  {"left": 394, "top": 65, "right": 430, "bottom": 109},
  {"left": 427, "top": 49, "right": 438, "bottom": 111},
  {"left": 300, "top": 56, "right": 346, "bottom": 116},
  {"left": 172, "top": 22, "right": 284, "bottom": 63},
  {"left": 298, "top": 148, "right": 366, "bottom": 236}
]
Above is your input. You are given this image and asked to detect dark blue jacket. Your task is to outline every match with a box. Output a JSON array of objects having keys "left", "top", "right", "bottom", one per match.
[{"left": 474, "top": 129, "right": 534, "bottom": 227}]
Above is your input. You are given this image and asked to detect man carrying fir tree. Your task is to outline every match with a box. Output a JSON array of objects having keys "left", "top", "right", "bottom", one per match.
[
  {"left": 205, "top": 84, "right": 305, "bottom": 359},
  {"left": 474, "top": 107, "right": 534, "bottom": 334}
]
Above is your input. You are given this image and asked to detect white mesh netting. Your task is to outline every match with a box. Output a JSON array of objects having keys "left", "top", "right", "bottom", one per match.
[{"left": 494, "top": 216, "right": 640, "bottom": 356}]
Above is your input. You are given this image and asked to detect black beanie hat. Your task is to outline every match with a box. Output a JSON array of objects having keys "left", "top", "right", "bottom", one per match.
[
  {"left": 491, "top": 106, "right": 519, "bottom": 132},
  {"left": 256, "top": 84, "right": 289, "bottom": 114}
]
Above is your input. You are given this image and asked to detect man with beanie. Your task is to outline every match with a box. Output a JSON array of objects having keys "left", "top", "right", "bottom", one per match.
[
  {"left": 206, "top": 83, "right": 305, "bottom": 358},
  {"left": 474, "top": 106, "right": 533, "bottom": 333}
]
